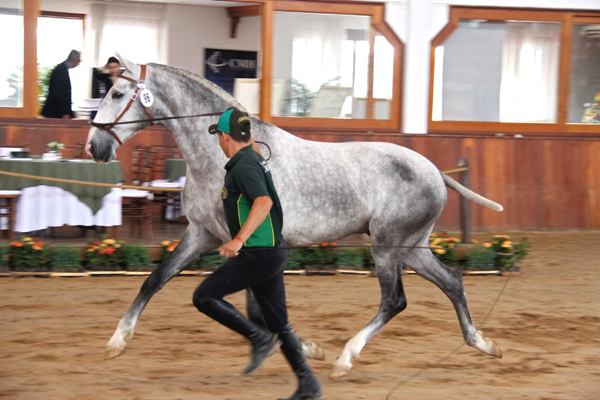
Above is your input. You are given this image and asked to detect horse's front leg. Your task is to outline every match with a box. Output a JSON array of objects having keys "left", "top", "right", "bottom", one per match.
[{"left": 105, "top": 224, "right": 222, "bottom": 359}]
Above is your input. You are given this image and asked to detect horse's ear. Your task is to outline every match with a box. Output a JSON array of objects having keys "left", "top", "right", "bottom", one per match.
[{"left": 115, "top": 53, "right": 141, "bottom": 78}]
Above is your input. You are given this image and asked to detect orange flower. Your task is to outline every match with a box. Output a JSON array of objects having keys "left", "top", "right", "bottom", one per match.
[
  {"left": 93, "top": 241, "right": 101, "bottom": 245},
  {"left": 32, "top": 242, "right": 44, "bottom": 251},
  {"left": 10, "top": 241, "right": 23, "bottom": 247},
  {"left": 320, "top": 243, "right": 328, "bottom": 246},
  {"left": 330, "top": 242, "right": 337, "bottom": 246},
  {"left": 445, "top": 238, "right": 458, "bottom": 243},
  {"left": 438, "top": 232, "right": 446, "bottom": 237},
  {"left": 167, "top": 244, "right": 177, "bottom": 252},
  {"left": 105, "top": 247, "right": 116, "bottom": 255}
]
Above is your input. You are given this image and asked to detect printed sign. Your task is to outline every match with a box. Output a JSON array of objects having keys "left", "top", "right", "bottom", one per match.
[
  {"left": 140, "top": 89, "right": 154, "bottom": 107},
  {"left": 204, "top": 48, "right": 258, "bottom": 95}
]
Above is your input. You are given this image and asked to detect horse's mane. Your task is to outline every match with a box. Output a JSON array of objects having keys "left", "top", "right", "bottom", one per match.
[{"left": 148, "top": 63, "right": 247, "bottom": 113}]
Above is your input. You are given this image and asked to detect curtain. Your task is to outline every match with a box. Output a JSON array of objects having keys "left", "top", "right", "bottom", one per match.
[
  {"left": 499, "top": 22, "right": 560, "bottom": 123},
  {"left": 96, "top": 2, "right": 166, "bottom": 66}
]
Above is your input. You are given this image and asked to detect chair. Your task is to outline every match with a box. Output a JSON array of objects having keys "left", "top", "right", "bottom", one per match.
[
  {"left": 0, "top": 191, "right": 20, "bottom": 239},
  {"left": 0, "top": 145, "right": 28, "bottom": 238},
  {"left": 119, "top": 146, "right": 155, "bottom": 239},
  {"left": 149, "top": 145, "right": 183, "bottom": 221}
]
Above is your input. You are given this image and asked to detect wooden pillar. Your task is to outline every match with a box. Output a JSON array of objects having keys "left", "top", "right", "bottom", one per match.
[
  {"left": 458, "top": 156, "right": 471, "bottom": 244},
  {"left": 260, "top": 1, "right": 274, "bottom": 123}
]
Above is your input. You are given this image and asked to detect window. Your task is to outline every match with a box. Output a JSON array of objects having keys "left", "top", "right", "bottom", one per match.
[
  {"left": 0, "top": 2, "right": 24, "bottom": 108},
  {"left": 429, "top": 7, "right": 600, "bottom": 135},
  {"left": 37, "top": 13, "right": 84, "bottom": 111},
  {"left": 264, "top": 1, "right": 402, "bottom": 130},
  {"left": 569, "top": 20, "right": 600, "bottom": 125},
  {"left": 432, "top": 20, "right": 560, "bottom": 123}
]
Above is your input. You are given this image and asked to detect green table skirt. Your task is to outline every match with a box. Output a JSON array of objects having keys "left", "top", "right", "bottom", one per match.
[
  {"left": 0, "top": 159, "right": 124, "bottom": 214},
  {"left": 164, "top": 159, "right": 187, "bottom": 182}
]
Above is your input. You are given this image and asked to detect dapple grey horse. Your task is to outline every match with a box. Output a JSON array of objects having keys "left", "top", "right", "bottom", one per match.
[{"left": 87, "top": 56, "right": 503, "bottom": 380}]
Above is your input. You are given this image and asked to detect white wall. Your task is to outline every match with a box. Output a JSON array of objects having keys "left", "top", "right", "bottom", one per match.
[{"left": 165, "top": 3, "right": 260, "bottom": 77}]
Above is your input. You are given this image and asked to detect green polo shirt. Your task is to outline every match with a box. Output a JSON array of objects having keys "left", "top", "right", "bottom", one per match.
[{"left": 222, "top": 145, "right": 283, "bottom": 248}]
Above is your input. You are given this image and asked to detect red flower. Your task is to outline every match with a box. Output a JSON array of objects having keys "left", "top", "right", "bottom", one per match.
[
  {"left": 105, "top": 247, "right": 116, "bottom": 255},
  {"left": 93, "top": 241, "right": 101, "bottom": 245},
  {"left": 438, "top": 232, "right": 446, "bottom": 237},
  {"left": 321, "top": 243, "right": 328, "bottom": 247},
  {"left": 330, "top": 242, "right": 337, "bottom": 246},
  {"left": 445, "top": 238, "right": 457, "bottom": 242},
  {"left": 10, "top": 241, "right": 23, "bottom": 247}
]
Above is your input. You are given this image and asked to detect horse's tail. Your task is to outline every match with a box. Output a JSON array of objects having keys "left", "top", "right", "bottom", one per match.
[{"left": 440, "top": 172, "right": 503, "bottom": 212}]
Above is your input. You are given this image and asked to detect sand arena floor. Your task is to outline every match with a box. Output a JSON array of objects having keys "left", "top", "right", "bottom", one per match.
[{"left": 1, "top": 232, "right": 599, "bottom": 400}]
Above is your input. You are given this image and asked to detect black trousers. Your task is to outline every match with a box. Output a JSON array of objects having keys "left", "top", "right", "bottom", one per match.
[{"left": 193, "top": 245, "right": 290, "bottom": 334}]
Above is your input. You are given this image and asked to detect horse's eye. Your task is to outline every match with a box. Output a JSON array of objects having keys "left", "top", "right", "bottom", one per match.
[{"left": 112, "top": 91, "right": 124, "bottom": 99}]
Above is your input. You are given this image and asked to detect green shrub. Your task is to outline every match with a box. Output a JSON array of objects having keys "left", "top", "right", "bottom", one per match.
[
  {"left": 362, "top": 247, "right": 375, "bottom": 270},
  {"left": 123, "top": 244, "right": 154, "bottom": 269},
  {"left": 49, "top": 246, "right": 83, "bottom": 270},
  {"left": 336, "top": 248, "right": 364, "bottom": 269},
  {"left": 197, "top": 254, "right": 227, "bottom": 271},
  {"left": 0, "top": 244, "right": 8, "bottom": 268},
  {"left": 287, "top": 248, "right": 304, "bottom": 270},
  {"left": 465, "top": 245, "right": 496, "bottom": 271}
]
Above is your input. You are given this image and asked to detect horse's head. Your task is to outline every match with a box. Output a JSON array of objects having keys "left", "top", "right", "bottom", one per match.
[{"left": 87, "top": 54, "right": 154, "bottom": 162}]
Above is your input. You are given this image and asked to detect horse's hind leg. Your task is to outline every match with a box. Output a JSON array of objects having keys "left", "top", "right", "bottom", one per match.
[
  {"left": 404, "top": 234, "right": 502, "bottom": 359},
  {"left": 330, "top": 246, "right": 408, "bottom": 379},
  {"left": 105, "top": 224, "right": 221, "bottom": 359}
]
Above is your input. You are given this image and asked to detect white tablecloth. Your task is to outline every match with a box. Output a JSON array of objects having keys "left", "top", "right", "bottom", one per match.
[{"left": 7, "top": 185, "right": 122, "bottom": 233}]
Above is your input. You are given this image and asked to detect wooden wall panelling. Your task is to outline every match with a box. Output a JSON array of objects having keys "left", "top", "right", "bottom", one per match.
[{"left": 587, "top": 141, "right": 600, "bottom": 228}]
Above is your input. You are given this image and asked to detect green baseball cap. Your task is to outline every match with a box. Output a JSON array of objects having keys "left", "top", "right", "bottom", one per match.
[{"left": 208, "top": 108, "right": 251, "bottom": 137}]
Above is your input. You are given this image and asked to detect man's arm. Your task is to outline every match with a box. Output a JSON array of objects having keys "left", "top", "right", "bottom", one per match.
[{"left": 219, "top": 196, "right": 273, "bottom": 258}]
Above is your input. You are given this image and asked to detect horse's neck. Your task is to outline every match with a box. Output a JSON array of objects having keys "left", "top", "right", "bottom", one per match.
[{"left": 151, "top": 65, "right": 233, "bottom": 182}]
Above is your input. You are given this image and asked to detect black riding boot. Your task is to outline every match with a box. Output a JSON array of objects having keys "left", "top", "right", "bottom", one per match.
[
  {"left": 278, "top": 325, "right": 322, "bottom": 400},
  {"left": 193, "top": 296, "right": 278, "bottom": 375}
]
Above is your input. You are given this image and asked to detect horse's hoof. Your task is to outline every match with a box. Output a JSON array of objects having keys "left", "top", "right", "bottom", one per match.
[
  {"left": 329, "top": 363, "right": 352, "bottom": 380},
  {"left": 302, "top": 339, "right": 325, "bottom": 361},
  {"left": 104, "top": 345, "right": 126, "bottom": 360},
  {"left": 485, "top": 337, "right": 502, "bottom": 358},
  {"left": 474, "top": 330, "right": 502, "bottom": 358}
]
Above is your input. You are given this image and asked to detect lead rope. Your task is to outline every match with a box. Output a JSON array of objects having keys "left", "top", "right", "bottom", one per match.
[{"left": 385, "top": 269, "right": 513, "bottom": 400}]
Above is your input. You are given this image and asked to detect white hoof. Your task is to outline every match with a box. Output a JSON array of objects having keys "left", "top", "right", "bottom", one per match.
[
  {"left": 105, "top": 327, "right": 133, "bottom": 360},
  {"left": 105, "top": 341, "right": 126, "bottom": 359},
  {"left": 302, "top": 339, "right": 325, "bottom": 361},
  {"left": 473, "top": 330, "right": 502, "bottom": 358},
  {"left": 329, "top": 362, "right": 352, "bottom": 380}
]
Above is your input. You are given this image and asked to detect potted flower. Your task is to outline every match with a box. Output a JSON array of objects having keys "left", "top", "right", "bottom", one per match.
[
  {"left": 8, "top": 236, "right": 50, "bottom": 272},
  {"left": 46, "top": 141, "right": 64, "bottom": 159},
  {"left": 86, "top": 238, "right": 125, "bottom": 271},
  {"left": 429, "top": 233, "right": 460, "bottom": 267}
]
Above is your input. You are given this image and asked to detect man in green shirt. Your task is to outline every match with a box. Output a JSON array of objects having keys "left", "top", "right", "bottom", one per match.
[{"left": 193, "top": 108, "right": 322, "bottom": 400}]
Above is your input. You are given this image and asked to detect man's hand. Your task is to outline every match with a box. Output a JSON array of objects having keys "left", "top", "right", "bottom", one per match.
[
  {"left": 85, "top": 142, "right": 93, "bottom": 159},
  {"left": 62, "top": 114, "right": 71, "bottom": 119},
  {"left": 219, "top": 238, "right": 243, "bottom": 258}
]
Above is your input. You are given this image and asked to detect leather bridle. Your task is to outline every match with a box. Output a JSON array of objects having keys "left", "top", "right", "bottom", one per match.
[
  {"left": 89, "top": 64, "right": 234, "bottom": 146},
  {"left": 89, "top": 65, "right": 156, "bottom": 145}
]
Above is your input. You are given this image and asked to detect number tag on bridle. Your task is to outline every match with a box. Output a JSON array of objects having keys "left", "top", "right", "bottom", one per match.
[{"left": 140, "top": 89, "right": 154, "bottom": 107}]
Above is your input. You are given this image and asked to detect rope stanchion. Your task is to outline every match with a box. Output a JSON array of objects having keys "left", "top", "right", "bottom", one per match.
[
  {"left": 0, "top": 166, "right": 468, "bottom": 191},
  {"left": 0, "top": 170, "right": 183, "bottom": 192}
]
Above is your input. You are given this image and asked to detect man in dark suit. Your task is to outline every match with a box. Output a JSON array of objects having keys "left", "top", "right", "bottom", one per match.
[{"left": 41, "top": 50, "right": 81, "bottom": 119}]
